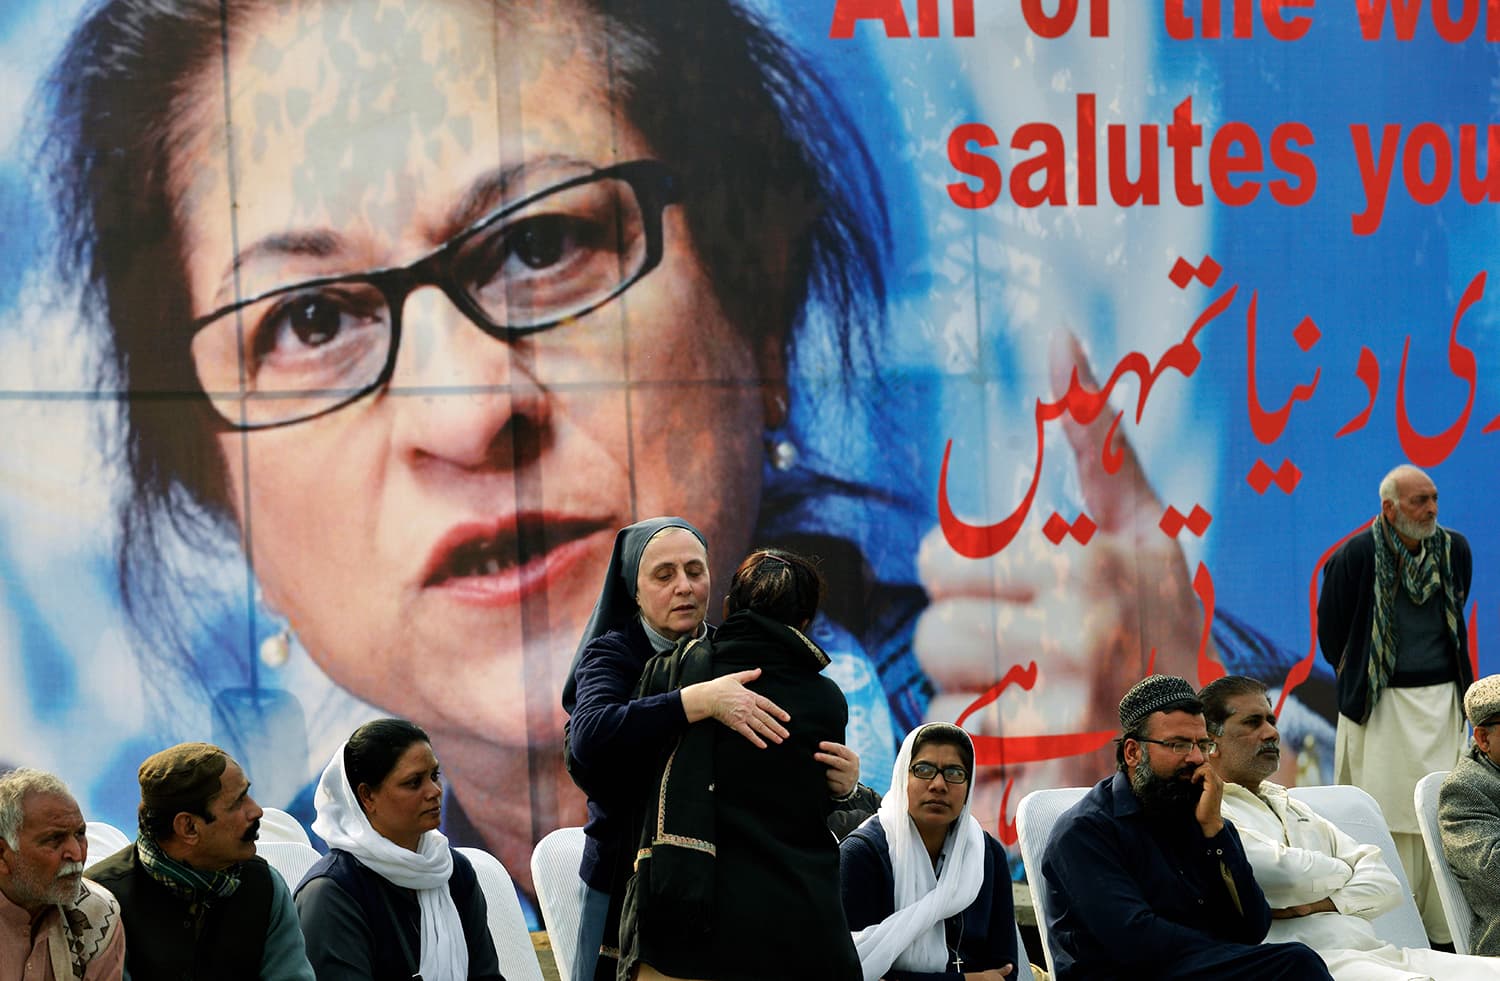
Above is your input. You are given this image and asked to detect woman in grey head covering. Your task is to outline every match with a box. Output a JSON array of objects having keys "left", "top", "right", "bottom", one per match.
[{"left": 563, "top": 516, "right": 798, "bottom": 981}]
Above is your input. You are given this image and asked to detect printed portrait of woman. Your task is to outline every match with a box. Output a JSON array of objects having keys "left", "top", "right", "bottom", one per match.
[
  {"left": 5, "top": 0, "right": 1350, "bottom": 914},
  {"left": 35, "top": 0, "right": 920, "bottom": 896}
]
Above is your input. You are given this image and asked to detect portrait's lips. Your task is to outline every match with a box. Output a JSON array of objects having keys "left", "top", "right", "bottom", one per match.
[{"left": 421, "top": 513, "right": 612, "bottom": 605}]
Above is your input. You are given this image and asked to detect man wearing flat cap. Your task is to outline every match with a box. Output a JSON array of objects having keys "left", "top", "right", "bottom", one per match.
[
  {"left": 1318, "top": 464, "right": 1472, "bottom": 944},
  {"left": 1038, "top": 675, "right": 1331, "bottom": 980},
  {"left": 89, "top": 743, "right": 314, "bottom": 979},
  {"left": 1439, "top": 675, "right": 1500, "bottom": 956}
]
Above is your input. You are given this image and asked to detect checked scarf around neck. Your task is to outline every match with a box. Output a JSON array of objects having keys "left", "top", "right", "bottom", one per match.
[
  {"left": 1367, "top": 516, "right": 1461, "bottom": 714},
  {"left": 136, "top": 831, "right": 242, "bottom": 903}
]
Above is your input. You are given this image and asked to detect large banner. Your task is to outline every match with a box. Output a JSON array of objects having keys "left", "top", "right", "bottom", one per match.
[{"left": 3, "top": 0, "right": 1497, "bottom": 912}]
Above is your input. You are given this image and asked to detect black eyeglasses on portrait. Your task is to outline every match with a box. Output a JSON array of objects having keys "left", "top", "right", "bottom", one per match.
[
  {"left": 189, "top": 159, "right": 680, "bottom": 431},
  {"left": 1134, "top": 737, "right": 1218, "bottom": 756},
  {"left": 909, "top": 761, "right": 969, "bottom": 784}
]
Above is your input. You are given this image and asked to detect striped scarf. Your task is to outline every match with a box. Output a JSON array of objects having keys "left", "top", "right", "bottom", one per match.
[
  {"left": 136, "top": 832, "right": 242, "bottom": 902},
  {"left": 1367, "top": 516, "right": 1461, "bottom": 713}
]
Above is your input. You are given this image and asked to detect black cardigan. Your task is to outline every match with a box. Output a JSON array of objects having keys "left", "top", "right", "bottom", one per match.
[
  {"left": 623, "top": 610, "right": 863, "bottom": 981},
  {"left": 1317, "top": 525, "right": 1472, "bottom": 722}
]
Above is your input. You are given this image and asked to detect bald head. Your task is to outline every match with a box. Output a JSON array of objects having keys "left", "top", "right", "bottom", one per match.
[
  {"left": 1379, "top": 464, "right": 1430, "bottom": 505},
  {"left": 1378, "top": 465, "right": 1438, "bottom": 548}
]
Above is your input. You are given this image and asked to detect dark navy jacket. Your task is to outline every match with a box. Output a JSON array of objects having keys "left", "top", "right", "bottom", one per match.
[
  {"left": 294, "top": 847, "right": 501, "bottom": 980},
  {"left": 568, "top": 619, "right": 705, "bottom": 891},
  {"left": 839, "top": 817, "right": 1018, "bottom": 980},
  {"left": 1039, "top": 773, "right": 1272, "bottom": 981}
]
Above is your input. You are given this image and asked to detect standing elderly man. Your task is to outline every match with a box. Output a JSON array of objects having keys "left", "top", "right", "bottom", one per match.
[
  {"left": 1317, "top": 463, "right": 1472, "bottom": 945},
  {"left": 0, "top": 769, "right": 124, "bottom": 979},
  {"left": 88, "top": 743, "right": 313, "bottom": 980},
  {"left": 1440, "top": 674, "right": 1500, "bottom": 956},
  {"left": 1038, "top": 674, "right": 1330, "bottom": 980},
  {"left": 1202, "top": 675, "right": 1500, "bottom": 979}
]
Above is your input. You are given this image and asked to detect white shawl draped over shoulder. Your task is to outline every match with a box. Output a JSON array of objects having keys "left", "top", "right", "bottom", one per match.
[
  {"left": 851, "top": 726, "right": 986, "bottom": 981},
  {"left": 312, "top": 742, "right": 468, "bottom": 981}
]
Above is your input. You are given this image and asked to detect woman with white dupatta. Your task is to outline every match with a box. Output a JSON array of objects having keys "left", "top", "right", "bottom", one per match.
[
  {"left": 295, "top": 719, "right": 503, "bottom": 980},
  {"left": 840, "top": 724, "right": 1019, "bottom": 981}
]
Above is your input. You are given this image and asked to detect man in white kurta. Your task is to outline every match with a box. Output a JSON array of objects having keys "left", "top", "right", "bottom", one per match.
[{"left": 1201, "top": 675, "right": 1500, "bottom": 980}]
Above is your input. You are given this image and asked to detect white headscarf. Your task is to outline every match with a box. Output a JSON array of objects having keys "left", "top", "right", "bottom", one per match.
[
  {"left": 312, "top": 741, "right": 468, "bottom": 981},
  {"left": 851, "top": 725, "right": 986, "bottom": 981}
]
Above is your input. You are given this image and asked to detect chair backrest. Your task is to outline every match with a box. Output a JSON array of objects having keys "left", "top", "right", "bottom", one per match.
[
  {"left": 530, "top": 826, "right": 588, "bottom": 981},
  {"left": 1015, "top": 787, "right": 1089, "bottom": 979},
  {"left": 257, "top": 840, "right": 323, "bottom": 893},
  {"left": 84, "top": 821, "right": 130, "bottom": 871},
  {"left": 1012, "top": 917, "right": 1029, "bottom": 975},
  {"left": 258, "top": 806, "right": 313, "bottom": 847},
  {"left": 455, "top": 846, "right": 545, "bottom": 981},
  {"left": 1288, "top": 784, "right": 1429, "bottom": 950},
  {"left": 1413, "top": 770, "right": 1473, "bottom": 954}
]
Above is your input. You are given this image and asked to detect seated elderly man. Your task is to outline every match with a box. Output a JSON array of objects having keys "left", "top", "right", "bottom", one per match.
[
  {"left": 1440, "top": 674, "right": 1500, "bottom": 956},
  {"left": 1038, "top": 674, "right": 1331, "bottom": 980},
  {"left": 1202, "top": 675, "right": 1500, "bottom": 979},
  {"left": 89, "top": 743, "right": 313, "bottom": 980},
  {"left": 0, "top": 768, "right": 124, "bottom": 979}
]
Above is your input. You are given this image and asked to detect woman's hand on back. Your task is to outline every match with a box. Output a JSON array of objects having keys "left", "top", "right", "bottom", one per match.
[
  {"left": 681, "top": 668, "right": 791, "bottom": 748},
  {"left": 965, "top": 966, "right": 1014, "bottom": 980}
]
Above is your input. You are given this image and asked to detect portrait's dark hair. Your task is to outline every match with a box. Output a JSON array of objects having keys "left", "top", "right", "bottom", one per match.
[
  {"left": 1198, "top": 675, "right": 1270, "bottom": 737},
  {"left": 40, "top": 0, "right": 888, "bottom": 689},
  {"left": 724, "top": 548, "right": 824, "bottom": 627},
  {"left": 344, "top": 718, "right": 432, "bottom": 799},
  {"left": 910, "top": 723, "right": 974, "bottom": 776}
]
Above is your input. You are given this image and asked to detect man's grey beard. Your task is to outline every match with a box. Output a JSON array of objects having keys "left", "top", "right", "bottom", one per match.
[
  {"left": 1391, "top": 511, "right": 1436, "bottom": 543},
  {"left": 41, "top": 861, "right": 86, "bottom": 906},
  {"left": 1130, "top": 755, "right": 1203, "bottom": 818}
]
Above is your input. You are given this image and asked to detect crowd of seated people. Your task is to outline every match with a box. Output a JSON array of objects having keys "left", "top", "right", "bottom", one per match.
[{"left": 6, "top": 530, "right": 1500, "bottom": 980}]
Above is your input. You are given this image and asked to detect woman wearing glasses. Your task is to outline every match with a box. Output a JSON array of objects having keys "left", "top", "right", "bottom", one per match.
[
  {"left": 840, "top": 724, "right": 1018, "bottom": 981},
  {"left": 42, "top": 0, "right": 885, "bottom": 897}
]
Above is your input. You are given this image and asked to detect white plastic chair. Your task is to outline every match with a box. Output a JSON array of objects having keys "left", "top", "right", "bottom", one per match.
[
  {"left": 1414, "top": 770, "right": 1474, "bottom": 954},
  {"left": 258, "top": 806, "right": 313, "bottom": 846},
  {"left": 1011, "top": 918, "right": 1029, "bottom": 975},
  {"left": 84, "top": 821, "right": 130, "bottom": 871},
  {"left": 530, "top": 827, "right": 589, "bottom": 981},
  {"left": 257, "top": 840, "right": 322, "bottom": 892},
  {"left": 1288, "top": 784, "right": 1429, "bottom": 950},
  {"left": 1015, "top": 787, "right": 1088, "bottom": 978},
  {"left": 456, "top": 846, "right": 545, "bottom": 981}
]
